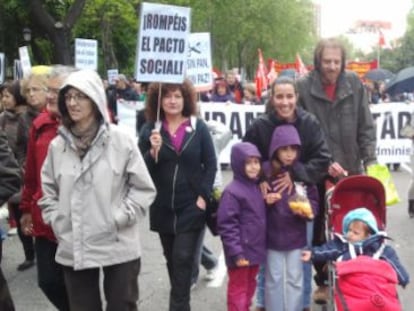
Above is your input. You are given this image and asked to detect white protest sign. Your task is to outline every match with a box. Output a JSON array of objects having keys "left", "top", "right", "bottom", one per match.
[
  {"left": 370, "top": 102, "right": 413, "bottom": 164},
  {"left": 186, "top": 33, "right": 213, "bottom": 91},
  {"left": 75, "top": 38, "right": 98, "bottom": 70},
  {"left": 18, "top": 46, "right": 31, "bottom": 77},
  {"left": 0, "top": 53, "right": 4, "bottom": 84},
  {"left": 107, "top": 69, "right": 119, "bottom": 85},
  {"left": 135, "top": 2, "right": 191, "bottom": 83}
]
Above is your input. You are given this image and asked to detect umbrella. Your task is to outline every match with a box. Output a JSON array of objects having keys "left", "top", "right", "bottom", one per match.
[
  {"left": 364, "top": 68, "right": 395, "bottom": 82},
  {"left": 385, "top": 66, "right": 414, "bottom": 97}
]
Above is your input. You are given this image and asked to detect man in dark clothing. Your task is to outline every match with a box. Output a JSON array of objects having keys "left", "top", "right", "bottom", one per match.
[
  {"left": 296, "top": 37, "right": 377, "bottom": 304},
  {"left": 0, "top": 131, "right": 22, "bottom": 311}
]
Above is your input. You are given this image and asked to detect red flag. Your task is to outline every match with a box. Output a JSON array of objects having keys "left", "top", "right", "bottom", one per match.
[
  {"left": 267, "top": 59, "right": 278, "bottom": 84},
  {"left": 255, "top": 49, "right": 268, "bottom": 98},
  {"left": 379, "top": 30, "right": 385, "bottom": 46},
  {"left": 295, "top": 53, "right": 308, "bottom": 78}
]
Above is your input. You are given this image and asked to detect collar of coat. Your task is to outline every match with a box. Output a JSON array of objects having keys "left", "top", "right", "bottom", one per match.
[{"left": 309, "top": 70, "right": 355, "bottom": 103}]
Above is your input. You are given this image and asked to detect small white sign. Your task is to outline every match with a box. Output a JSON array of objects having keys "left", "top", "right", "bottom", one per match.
[
  {"left": 18, "top": 46, "right": 32, "bottom": 77},
  {"left": 0, "top": 53, "right": 4, "bottom": 84},
  {"left": 107, "top": 69, "right": 119, "bottom": 85},
  {"left": 135, "top": 2, "right": 191, "bottom": 83},
  {"left": 75, "top": 38, "right": 98, "bottom": 70},
  {"left": 186, "top": 33, "right": 213, "bottom": 92}
]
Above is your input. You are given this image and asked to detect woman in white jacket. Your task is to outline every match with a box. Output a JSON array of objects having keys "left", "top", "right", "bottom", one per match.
[{"left": 39, "top": 69, "right": 156, "bottom": 311}]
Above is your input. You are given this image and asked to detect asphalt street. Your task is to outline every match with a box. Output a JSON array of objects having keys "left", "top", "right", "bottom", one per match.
[{"left": 2, "top": 167, "right": 414, "bottom": 310}]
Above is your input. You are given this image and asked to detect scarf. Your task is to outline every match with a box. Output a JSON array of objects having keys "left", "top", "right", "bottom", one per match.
[{"left": 70, "top": 120, "right": 100, "bottom": 159}]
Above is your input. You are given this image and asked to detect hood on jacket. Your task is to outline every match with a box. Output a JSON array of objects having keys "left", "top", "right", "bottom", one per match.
[
  {"left": 268, "top": 124, "right": 301, "bottom": 160},
  {"left": 342, "top": 207, "right": 379, "bottom": 235},
  {"left": 231, "top": 142, "right": 261, "bottom": 181},
  {"left": 58, "top": 69, "right": 110, "bottom": 126}
]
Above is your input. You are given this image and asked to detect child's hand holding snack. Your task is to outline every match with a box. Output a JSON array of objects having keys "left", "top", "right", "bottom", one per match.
[{"left": 236, "top": 258, "right": 250, "bottom": 267}]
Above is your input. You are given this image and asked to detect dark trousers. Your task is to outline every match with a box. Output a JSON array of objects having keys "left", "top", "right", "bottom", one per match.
[
  {"left": 63, "top": 258, "right": 141, "bottom": 311},
  {"left": 9, "top": 202, "right": 35, "bottom": 261},
  {"left": 35, "top": 237, "right": 69, "bottom": 311},
  {"left": 159, "top": 230, "right": 203, "bottom": 311},
  {"left": 191, "top": 227, "right": 217, "bottom": 284},
  {"left": 312, "top": 181, "right": 329, "bottom": 286},
  {"left": 0, "top": 240, "right": 15, "bottom": 311}
]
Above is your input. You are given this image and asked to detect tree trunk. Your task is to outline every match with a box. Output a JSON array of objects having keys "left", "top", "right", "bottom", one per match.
[
  {"left": 52, "top": 29, "right": 72, "bottom": 65},
  {"left": 101, "top": 19, "right": 118, "bottom": 71},
  {"left": 29, "top": 0, "right": 86, "bottom": 66}
]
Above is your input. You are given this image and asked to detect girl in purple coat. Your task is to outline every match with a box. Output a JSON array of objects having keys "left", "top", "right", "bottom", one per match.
[
  {"left": 263, "top": 124, "right": 319, "bottom": 311},
  {"left": 217, "top": 142, "right": 266, "bottom": 311}
]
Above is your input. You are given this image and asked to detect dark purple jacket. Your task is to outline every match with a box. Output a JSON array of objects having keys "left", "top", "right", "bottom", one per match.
[
  {"left": 264, "top": 125, "right": 319, "bottom": 251},
  {"left": 217, "top": 142, "right": 266, "bottom": 268}
]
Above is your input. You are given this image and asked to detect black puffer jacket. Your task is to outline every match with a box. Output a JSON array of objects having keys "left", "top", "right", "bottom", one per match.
[
  {"left": 0, "top": 131, "right": 21, "bottom": 206},
  {"left": 139, "top": 117, "right": 217, "bottom": 234},
  {"left": 243, "top": 107, "right": 331, "bottom": 184}
]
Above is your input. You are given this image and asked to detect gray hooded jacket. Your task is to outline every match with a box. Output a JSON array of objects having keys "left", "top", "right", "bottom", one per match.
[{"left": 39, "top": 69, "right": 156, "bottom": 270}]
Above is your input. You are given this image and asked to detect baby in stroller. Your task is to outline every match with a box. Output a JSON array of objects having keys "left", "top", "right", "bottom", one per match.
[
  {"left": 302, "top": 207, "right": 409, "bottom": 310},
  {"left": 302, "top": 207, "right": 409, "bottom": 286}
]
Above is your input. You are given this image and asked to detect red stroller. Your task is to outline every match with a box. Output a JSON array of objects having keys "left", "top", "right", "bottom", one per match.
[{"left": 324, "top": 175, "right": 402, "bottom": 311}]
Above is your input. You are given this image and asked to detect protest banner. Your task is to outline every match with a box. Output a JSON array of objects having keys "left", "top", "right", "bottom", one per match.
[
  {"left": 117, "top": 101, "right": 413, "bottom": 164},
  {"left": 370, "top": 103, "right": 413, "bottom": 164},
  {"left": 186, "top": 32, "right": 213, "bottom": 92},
  {"left": 135, "top": 2, "right": 191, "bottom": 83},
  {"left": 75, "top": 38, "right": 98, "bottom": 70}
]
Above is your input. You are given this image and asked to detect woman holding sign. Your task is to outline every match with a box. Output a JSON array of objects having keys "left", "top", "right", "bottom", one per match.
[{"left": 139, "top": 79, "right": 217, "bottom": 311}]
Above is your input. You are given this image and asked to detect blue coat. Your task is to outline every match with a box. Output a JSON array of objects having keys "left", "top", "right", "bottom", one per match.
[{"left": 217, "top": 142, "right": 266, "bottom": 268}]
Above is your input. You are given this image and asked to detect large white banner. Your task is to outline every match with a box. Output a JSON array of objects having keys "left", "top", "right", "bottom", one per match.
[
  {"left": 75, "top": 38, "right": 98, "bottom": 70},
  {"left": 118, "top": 101, "right": 414, "bottom": 164},
  {"left": 186, "top": 33, "right": 213, "bottom": 91},
  {"left": 135, "top": 2, "right": 191, "bottom": 83}
]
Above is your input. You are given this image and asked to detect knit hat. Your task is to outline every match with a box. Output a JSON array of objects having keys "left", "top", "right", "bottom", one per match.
[{"left": 342, "top": 207, "right": 379, "bottom": 235}]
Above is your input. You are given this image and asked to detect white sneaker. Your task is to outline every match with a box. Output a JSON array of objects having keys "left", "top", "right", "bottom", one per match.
[
  {"left": 205, "top": 268, "right": 216, "bottom": 281},
  {"left": 7, "top": 228, "right": 17, "bottom": 236},
  {"left": 0, "top": 206, "right": 9, "bottom": 220}
]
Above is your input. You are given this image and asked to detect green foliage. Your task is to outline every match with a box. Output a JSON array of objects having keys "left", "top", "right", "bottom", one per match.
[{"left": 0, "top": 0, "right": 357, "bottom": 79}]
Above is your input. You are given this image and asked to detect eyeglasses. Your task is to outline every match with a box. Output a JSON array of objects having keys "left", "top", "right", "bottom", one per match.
[
  {"left": 46, "top": 87, "right": 60, "bottom": 96},
  {"left": 64, "top": 93, "right": 89, "bottom": 103}
]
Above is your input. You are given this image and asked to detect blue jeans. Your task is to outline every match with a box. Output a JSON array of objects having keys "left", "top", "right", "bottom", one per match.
[
  {"left": 265, "top": 249, "right": 303, "bottom": 311},
  {"left": 256, "top": 221, "right": 314, "bottom": 309},
  {"left": 303, "top": 221, "right": 314, "bottom": 308}
]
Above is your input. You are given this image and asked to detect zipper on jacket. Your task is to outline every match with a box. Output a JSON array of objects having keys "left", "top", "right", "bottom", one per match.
[{"left": 171, "top": 164, "right": 178, "bottom": 233}]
